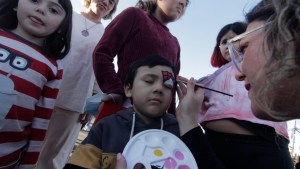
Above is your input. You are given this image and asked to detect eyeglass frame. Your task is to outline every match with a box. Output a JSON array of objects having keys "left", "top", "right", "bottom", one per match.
[{"left": 227, "top": 23, "right": 269, "bottom": 73}]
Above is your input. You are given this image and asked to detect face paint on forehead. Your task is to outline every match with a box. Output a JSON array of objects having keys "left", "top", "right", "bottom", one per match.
[{"left": 162, "top": 71, "right": 175, "bottom": 89}]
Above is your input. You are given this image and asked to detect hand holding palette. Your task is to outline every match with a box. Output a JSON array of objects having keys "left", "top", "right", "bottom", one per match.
[{"left": 123, "top": 129, "right": 198, "bottom": 169}]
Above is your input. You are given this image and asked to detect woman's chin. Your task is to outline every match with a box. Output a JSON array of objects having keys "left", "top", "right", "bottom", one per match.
[{"left": 251, "top": 104, "right": 276, "bottom": 121}]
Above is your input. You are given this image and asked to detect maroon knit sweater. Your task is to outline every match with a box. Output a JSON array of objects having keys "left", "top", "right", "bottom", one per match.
[{"left": 93, "top": 7, "right": 181, "bottom": 113}]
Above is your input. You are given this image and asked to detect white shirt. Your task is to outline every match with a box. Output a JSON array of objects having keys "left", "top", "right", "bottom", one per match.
[{"left": 55, "top": 11, "right": 104, "bottom": 113}]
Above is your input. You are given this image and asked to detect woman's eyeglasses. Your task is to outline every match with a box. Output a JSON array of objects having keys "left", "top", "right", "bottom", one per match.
[{"left": 227, "top": 24, "right": 268, "bottom": 73}]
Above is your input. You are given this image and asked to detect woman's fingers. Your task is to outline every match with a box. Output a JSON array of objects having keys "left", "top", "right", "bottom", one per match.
[{"left": 115, "top": 153, "right": 127, "bottom": 169}]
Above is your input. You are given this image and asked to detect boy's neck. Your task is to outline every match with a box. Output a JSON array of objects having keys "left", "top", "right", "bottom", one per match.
[{"left": 134, "top": 110, "right": 164, "bottom": 125}]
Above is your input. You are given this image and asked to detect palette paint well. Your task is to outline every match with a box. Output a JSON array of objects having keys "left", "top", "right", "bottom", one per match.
[{"left": 123, "top": 129, "right": 198, "bottom": 169}]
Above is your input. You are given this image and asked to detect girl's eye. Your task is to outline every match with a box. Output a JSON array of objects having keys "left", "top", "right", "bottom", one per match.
[
  {"left": 49, "top": 7, "right": 59, "bottom": 14},
  {"left": 30, "top": 0, "right": 39, "bottom": 3},
  {"left": 220, "top": 39, "right": 227, "bottom": 45},
  {"left": 109, "top": 0, "right": 114, "bottom": 5}
]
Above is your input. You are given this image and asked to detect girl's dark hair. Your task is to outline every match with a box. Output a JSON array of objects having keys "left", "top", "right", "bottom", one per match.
[
  {"left": 124, "top": 55, "right": 177, "bottom": 91},
  {"left": 136, "top": 0, "right": 157, "bottom": 13},
  {"left": 246, "top": 0, "right": 275, "bottom": 23},
  {"left": 211, "top": 22, "right": 247, "bottom": 67},
  {"left": 0, "top": 0, "right": 73, "bottom": 60},
  {"left": 136, "top": 0, "right": 189, "bottom": 13}
]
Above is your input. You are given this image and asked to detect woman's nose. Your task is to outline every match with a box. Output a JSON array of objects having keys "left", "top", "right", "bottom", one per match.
[{"left": 235, "top": 71, "right": 246, "bottom": 81}]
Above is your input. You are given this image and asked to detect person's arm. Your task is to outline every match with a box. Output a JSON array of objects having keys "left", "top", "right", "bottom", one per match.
[
  {"left": 93, "top": 7, "right": 139, "bottom": 95},
  {"left": 64, "top": 144, "right": 102, "bottom": 169},
  {"left": 176, "top": 78, "right": 225, "bottom": 169},
  {"left": 176, "top": 77, "right": 203, "bottom": 135},
  {"left": 181, "top": 127, "right": 225, "bottom": 169},
  {"left": 64, "top": 123, "right": 104, "bottom": 169},
  {"left": 19, "top": 63, "right": 63, "bottom": 168}
]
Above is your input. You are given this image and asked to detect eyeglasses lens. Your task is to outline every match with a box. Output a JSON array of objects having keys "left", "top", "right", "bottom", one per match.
[{"left": 228, "top": 41, "right": 243, "bottom": 72}]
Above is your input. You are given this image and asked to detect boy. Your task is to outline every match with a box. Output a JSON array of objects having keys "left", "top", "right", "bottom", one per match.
[{"left": 64, "top": 55, "right": 180, "bottom": 169}]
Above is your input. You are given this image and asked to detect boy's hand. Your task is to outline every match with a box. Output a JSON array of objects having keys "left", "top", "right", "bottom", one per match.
[{"left": 176, "top": 77, "right": 204, "bottom": 136}]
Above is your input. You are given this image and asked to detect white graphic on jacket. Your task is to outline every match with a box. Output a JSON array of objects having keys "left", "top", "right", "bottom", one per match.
[{"left": 0, "top": 47, "right": 31, "bottom": 125}]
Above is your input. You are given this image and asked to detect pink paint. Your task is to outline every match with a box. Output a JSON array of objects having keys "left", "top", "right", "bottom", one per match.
[
  {"left": 174, "top": 150, "right": 184, "bottom": 160},
  {"left": 164, "top": 157, "right": 177, "bottom": 169},
  {"left": 178, "top": 165, "right": 190, "bottom": 169}
]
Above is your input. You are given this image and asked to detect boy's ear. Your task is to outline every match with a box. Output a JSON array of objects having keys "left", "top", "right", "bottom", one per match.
[{"left": 124, "top": 85, "right": 132, "bottom": 97}]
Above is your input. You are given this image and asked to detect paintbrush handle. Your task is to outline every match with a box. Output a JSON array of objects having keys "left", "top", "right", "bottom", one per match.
[{"left": 177, "top": 79, "right": 233, "bottom": 97}]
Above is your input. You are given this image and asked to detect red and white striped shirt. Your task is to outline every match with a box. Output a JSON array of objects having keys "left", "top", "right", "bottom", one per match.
[{"left": 0, "top": 29, "right": 63, "bottom": 168}]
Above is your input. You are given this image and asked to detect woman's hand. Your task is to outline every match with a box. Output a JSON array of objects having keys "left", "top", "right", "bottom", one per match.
[
  {"left": 176, "top": 77, "right": 204, "bottom": 135},
  {"left": 114, "top": 153, "right": 145, "bottom": 169}
]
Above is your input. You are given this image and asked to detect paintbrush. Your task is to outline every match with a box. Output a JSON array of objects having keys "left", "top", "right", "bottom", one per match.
[{"left": 177, "top": 79, "right": 233, "bottom": 97}]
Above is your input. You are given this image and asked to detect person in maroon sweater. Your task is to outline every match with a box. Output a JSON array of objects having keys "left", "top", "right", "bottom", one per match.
[{"left": 93, "top": 0, "right": 189, "bottom": 115}]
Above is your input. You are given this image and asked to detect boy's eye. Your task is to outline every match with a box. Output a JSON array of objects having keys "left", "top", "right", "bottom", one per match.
[
  {"left": 144, "top": 80, "right": 154, "bottom": 84},
  {"left": 30, "top": 0, "right": 39, "bottom": 3}
]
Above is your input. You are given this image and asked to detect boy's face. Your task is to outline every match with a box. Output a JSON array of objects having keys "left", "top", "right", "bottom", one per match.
[{"left": 125, "top": 65, "right": 175, "bottom": 123}]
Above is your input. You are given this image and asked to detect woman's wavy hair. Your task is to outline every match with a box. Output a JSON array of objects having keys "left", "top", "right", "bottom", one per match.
[
  {"left": 0, "top": 0, "right": 73, "bottom": 60},
  {"left": 82, "top": 0, "right": 119, "bottom": 20},
  {"left": 211, "top": 22, "right": 247, "bottom": 68},
  {"left": 246, "top": 0, "right": 300, "bottom": 120},
  {"left": 136, "top": 0, "right": 189, "bottom": 14}
]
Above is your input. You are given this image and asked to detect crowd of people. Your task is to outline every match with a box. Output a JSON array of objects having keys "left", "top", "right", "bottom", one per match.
[{"left": 0, "top": 0, "right": 299, "bottom": 169}]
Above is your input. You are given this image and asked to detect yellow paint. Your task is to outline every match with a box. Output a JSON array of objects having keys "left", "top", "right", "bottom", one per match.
[{"left": 154, "top": 149, "right": 163, "bottom": 157}]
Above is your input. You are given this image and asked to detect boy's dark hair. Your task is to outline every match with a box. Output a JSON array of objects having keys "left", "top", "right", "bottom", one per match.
[
  {"left": 211, "top": 21, "right": 247, "bottom": 67},
  {"left": 0, "top": 0, "right": 73, "bottom": 60},
  {"left": 124, "top": 55, "right": 177, "bottom": 90}
]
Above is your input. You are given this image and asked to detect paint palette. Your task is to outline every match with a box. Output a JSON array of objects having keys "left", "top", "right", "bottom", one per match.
[{"left": 123, "top": 129, "right": 198, "bottom": 169}]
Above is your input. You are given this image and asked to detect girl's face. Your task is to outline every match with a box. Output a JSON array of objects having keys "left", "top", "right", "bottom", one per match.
[
  {"left": 219, "top": 30, "right": 236, "bottom": 62},
  {"left": 14, "top": 0, "right": 66, "bottom": 45},
  {"left": 88, "top": 0, "right": 116, "bottom": 19},
  {"left": 156, "top": 0, "right": 188, "bottom": 24}
]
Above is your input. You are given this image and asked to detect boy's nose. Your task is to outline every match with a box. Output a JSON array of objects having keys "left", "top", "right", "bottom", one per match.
[{"left": 153, "top": 83, "right": 164, "bottom": 94}]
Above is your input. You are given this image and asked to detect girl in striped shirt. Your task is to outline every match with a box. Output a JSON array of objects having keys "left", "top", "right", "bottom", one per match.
[{"left": 0, "top": 0, "right": 72, "bottom": 168}]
